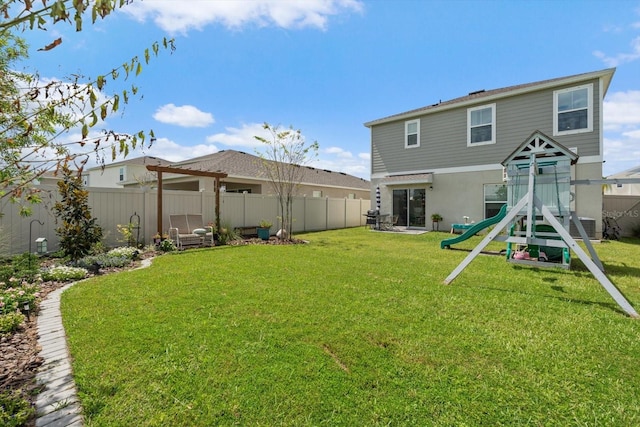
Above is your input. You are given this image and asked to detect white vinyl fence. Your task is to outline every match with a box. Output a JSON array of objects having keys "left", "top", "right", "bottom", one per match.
[
  {"left": 603, "top": 195, "right": 640, "bottom": 237},
  {"left": 0, "top": 185, "right": 371, "bottom": 256}
]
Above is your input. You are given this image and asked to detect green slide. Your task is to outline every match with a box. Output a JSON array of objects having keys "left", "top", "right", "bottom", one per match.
[{"left": 440, "top": 204, "right": 507, "bottom": 249}]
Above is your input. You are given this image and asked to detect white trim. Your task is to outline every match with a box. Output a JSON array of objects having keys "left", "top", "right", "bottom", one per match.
[
  {"left": 576, "top": 155, "right": 602, "bottom": 164},
  {"left": 467, "top": 103, "right": 496, "bottom": 146},
  {"left": 405, "top": 119, "right": 420, "bottom": 148},
  {"left": 599, "top": 78, "right": 604, "bottom": 156},
  {"left": 371, "top": 163, "right": 503, "bottom": 180},
  {"left": 553, "top": 84, "right": 593, "bottom": 136},
  {"left": 371, "top": 157, "right": 602, "bottom": 180}
]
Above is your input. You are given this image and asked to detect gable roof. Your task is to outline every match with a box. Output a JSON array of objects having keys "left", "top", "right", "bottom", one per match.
[
  {"left": 364, "top": 68, "right": 615, "bottom": 127},
  {"left": 501, "top": 130, "right": 579, "bottom": 166},
  {"left": 607, "top": 165, "right": 640, "bottom": 179},
  {"left": 87, "top": 155, "right": 171, "bottom": 170},
  {"left": 170, "top": 150, "right": 370, "bottom": 190}
]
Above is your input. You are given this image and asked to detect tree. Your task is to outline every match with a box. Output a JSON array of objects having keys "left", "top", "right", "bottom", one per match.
[
  {"left": 0, "top": 0, "right": 175, "bottom": 215},
  {"left": 53, "top": 163, "right": 102, "bottom": 261},
  {"left": 254, "top": 123, "right": 319, "bottom": 241}
]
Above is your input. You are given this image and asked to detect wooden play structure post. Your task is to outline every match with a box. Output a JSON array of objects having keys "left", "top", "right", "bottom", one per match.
[{"left": 443, "top": 131, "right": 638, "bottom": 318}]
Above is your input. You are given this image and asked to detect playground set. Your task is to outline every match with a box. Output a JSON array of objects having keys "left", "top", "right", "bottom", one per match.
[{"left": 441, "top": 131, "right": 638, "bottom": 318}]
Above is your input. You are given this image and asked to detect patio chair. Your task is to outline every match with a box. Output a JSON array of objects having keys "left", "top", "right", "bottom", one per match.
[
  {"left": 169, "top": 214, "right": 202, "bottom": 249},
  {"left": 186, "top": 214, "right": 215, "bottom": 246},
  {"left": 381, "top": 214, "right": 399, "bottom": 231}
]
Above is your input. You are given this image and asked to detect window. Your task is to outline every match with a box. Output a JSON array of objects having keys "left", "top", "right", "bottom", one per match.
[
  {"left": 405, "top": 119, "right": 420, "bottom": 148},
  {"left": 553, "top": 84, "right": 592, "bottom": 136},
  {"left": 119, "top": 167, "right": 125, "bottom": 182},
  {"left": 467, "top": 104, "right": 496, "bottom": 146},
  {"left": 312, "top": 190, "right": 323, "bottom": 198},
  {"left": 484, "top": 184, "right": 507, "bottom": 219}
]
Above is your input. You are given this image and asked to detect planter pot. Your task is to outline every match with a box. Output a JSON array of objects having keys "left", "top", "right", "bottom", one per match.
[{"left": 257, "top": 227, "right": 271, "bottom": 240}]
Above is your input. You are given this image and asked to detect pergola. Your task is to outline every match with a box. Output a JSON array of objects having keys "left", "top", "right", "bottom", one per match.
[{"left": 145, "top": 165, "right": 228, "bottom": 235}]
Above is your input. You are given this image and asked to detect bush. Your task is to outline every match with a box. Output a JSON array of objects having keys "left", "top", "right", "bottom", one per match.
[
  {"left": 41, "top": 265, "right": 88, "bottom": 282},
  {"left": 0, "top": 391, "right": 34, "bottom": 427},
  {"left": 107, "top": 247, "right": 139, "bottom": 259},
  {"left": 158, "top": 239, "right": 176, "bottom": 252},
  {"left": 0, "top": 253, "right": 40, "bottom": 284},
  {"left": 0, "top": 283, "right": 37, "bottom": 314},
  {"left": 0, "top": 312, "right": 26, "bottom": 335},
  {"left": 76, "top": 254, "right": 131, "bottom": 270},
  {"left": 53, "top": 165, "right": 103, "bottom": 261}
]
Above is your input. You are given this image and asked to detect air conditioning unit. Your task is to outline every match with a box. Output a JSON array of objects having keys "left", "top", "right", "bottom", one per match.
[{"left": 570, "top": 217, "right": 595, "bottom": 239}]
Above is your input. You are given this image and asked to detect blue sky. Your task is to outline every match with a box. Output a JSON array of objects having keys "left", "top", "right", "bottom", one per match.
[{"left": 16, "top": 0, "right": 640, "bottom": 179}]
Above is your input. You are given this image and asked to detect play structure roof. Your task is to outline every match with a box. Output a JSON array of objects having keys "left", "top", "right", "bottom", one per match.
[{"left": 501, "top": 130, "right": 580, "bottom": 166}]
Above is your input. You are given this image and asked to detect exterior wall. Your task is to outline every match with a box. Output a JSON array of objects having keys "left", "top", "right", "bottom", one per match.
[
  {"left": 87, "top": 164, "right": 151, "bottom": 188},
  {"left": 371, "top": 162, "right": 604, "bottom": 236},
  {"left": 371, "top": 77, "right": 602, "bottom": 177},
  {"left": 574, "top": 162, "right": 604, "bottom": 237},
  {"left": 0, "top": 187, "right": 370, "bottom": 256},
  {"left": 372, "top": 169, "right": 503, "bottom": 230}
]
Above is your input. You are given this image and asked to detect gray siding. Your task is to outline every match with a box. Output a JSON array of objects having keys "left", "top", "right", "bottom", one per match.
[{"left": 371, "top": 77, "right": 602, "bottom": 175}]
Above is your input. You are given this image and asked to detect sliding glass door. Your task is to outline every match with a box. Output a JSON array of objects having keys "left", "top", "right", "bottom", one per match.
[{"left": 392, "top": 188, "right": 426, "bottom": 228}]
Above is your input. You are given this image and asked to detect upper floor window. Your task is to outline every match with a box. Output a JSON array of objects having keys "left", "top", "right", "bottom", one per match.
[
  {"left": 467, "top": 104, "right": 496, "bottom": 146},
  {"left": 119, "top": 167, "right": 125, "bottom": 182},
  {"left": 553, "top": 84, "right": 592, "bottom": 136},
  {"left": 405, "top": 119, "right": 420, "bottom": 148}
]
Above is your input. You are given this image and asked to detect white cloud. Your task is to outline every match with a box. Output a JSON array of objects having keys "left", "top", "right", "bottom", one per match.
[
  {"left": 142, "top": 137, "right": 219, "bottom": 162},
  {"left": 623, "top": 129, "right": 640, "bottom": 139},
  {"left": 206, "top": 122, "right": 270, "bottom": 147},
  {"left": 325, "top": 146, "right": 353, "bottom": 158},
  {"left": 153, "top": 104, "right": 214, "bottom": 128},
  {"left": 593, "top": 36, "right": 640, "bottom": 66},
  {"left": 603, "top": 90, "right": 640, "bottom": 131},
  {"left": 603, "top": 89, "right": 640, "bottom": 175},
  {"left": 122, "top": 0, "right": 363, "bottom": 34}
]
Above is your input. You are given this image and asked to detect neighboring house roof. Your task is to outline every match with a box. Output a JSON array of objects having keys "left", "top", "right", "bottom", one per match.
[
  {"left": 364, "top": 68, "right": 615, "bottom": 127},
  {"left": 87, "top": 155, "right": 171, "bottom": 170},
  {"left": 170, "top": 149, "right": 370, "bottom": 190},
  {"left": 607, "top": 165, "right": 640, "bottom": 179}
]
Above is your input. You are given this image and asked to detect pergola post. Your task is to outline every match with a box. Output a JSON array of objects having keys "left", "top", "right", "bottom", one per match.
[
  {"left": 157, "top": 171, "right": 163, "bottom": 235},
  {"left": 146, "top": 165, "right": 228, "bottom": 237}
]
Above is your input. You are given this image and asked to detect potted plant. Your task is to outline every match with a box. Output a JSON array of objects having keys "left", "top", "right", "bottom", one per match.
[
  {"left": 431, "top": 213, "right": 443, "bottom": 231},
  {"left": 152, "top": 232, "right": 168, "bottom": 245},
  {"left": 257, "top": 219, "right": 272, "bottom": 240}
]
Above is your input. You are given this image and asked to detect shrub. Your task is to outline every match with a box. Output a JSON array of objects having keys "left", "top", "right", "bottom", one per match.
[
  {"left": 107, "top": 247, "right": 139, "bottom": 259},
  {"left": 0, "top": 391, "right": 34, "bottom": 427},
  {"left": 0, "top": 283, "right": 37, "bottom": 314},
  {"left": 217, "top": 223, "right": 241, "bottom": 245},
  {"left": 158, "top": 239, "right": 176, "bottom": 252},
  {"left": 76, "top": 254, "right": 131, "bottom": 269},
  {"left": 0, "top": 253, "right": 40, "bottom": 284},
  {"left": 41, "top": 265, "right": 88, "bottom": 282},
  {"left": 53, "top": 164, "right": 103, "bottom": 261},
  {"left": 0, "top": 312, "right": 26, "bottom": 335}
]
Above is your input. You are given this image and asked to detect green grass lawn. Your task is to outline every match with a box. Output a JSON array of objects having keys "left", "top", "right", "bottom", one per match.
[{"left": 61, "top": 229, "right": 640, "bottom": 426}]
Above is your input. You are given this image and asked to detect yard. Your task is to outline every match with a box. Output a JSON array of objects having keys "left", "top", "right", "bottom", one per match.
[{"left": 61, "top": 228, "right": 640, "bottom": 425}]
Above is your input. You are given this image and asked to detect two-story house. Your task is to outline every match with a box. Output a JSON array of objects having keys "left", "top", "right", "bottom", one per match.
[{"left": 364, "top": 68, "right": 614, "bottom": 237}]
